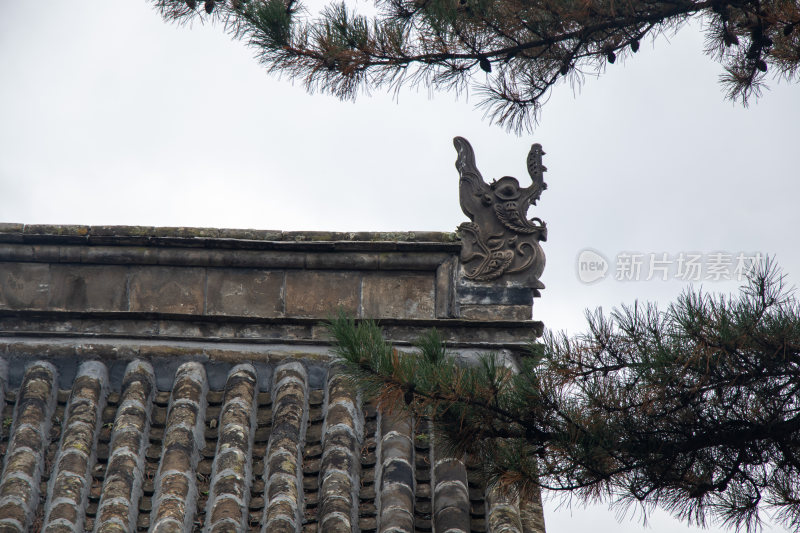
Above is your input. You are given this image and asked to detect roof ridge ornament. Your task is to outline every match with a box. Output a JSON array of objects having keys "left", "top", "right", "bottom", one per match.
[{"left": 454, "top": 137, "right": 547, "bottom": 294}]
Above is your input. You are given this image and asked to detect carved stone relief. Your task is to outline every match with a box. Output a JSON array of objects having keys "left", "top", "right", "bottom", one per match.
[{"left": 454, "top": 136, "right": 547, "bottom": 292}]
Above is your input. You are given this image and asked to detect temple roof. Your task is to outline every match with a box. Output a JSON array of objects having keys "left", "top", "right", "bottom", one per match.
[{"left": 0, "top": 223, "right": 546, "bottom": 533}]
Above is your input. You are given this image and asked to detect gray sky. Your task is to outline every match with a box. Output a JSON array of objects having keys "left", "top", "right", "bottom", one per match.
[{"left": 1, "top": 3, "right": 798, "bottom": 533}]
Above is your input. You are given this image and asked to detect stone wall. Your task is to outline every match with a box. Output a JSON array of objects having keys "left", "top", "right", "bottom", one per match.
[
  {"left": 0, "top": 224, "right": 543, "bottom": 381},
  {"left": 0, "top": 262, "right": 444, "bottom": 320},
  {"left": 0, "top": 224, "right": 537, "bottom": 323}
]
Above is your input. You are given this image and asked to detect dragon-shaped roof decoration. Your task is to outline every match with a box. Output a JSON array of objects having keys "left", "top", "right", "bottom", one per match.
[{"left": 455, "top": 136, "right": 547, "bottom": 292}]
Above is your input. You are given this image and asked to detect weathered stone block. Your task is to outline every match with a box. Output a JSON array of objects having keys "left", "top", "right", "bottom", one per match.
[
  {"left": 305, "top": 252, "right": 379, "bottom": 270},
  {"left": 434, "top": 506, "right": 471, "bottom": 531},
  {"left": 381, "top": 460, "right": 414, "bottom": 489},
  {"left": 285, "top": 271, "right": 360, "bottom": 318},
  {"left": 362, "top": 273, "right": 435, "bottom": 319},
  {"left": 128, "top": 266, "right": 204, "bottom": 314},
  {"left": 319, "top": 516, "right": 352, "bottom": 533},
  {"left": 379, "top": 506, "right": 415, "bottom": 532},
  {"left": 325, "top": 432, "right": 356, "bottom": 452},
  {"left": 20, "top": 224, "right": 87, "bottom": 238},
  {"left": 212, "top": 473, "right": 247, "bottom": 500},
  {"left": 0, "top": 262, "right": 49, "bottom": 310},
  {"left": 31, "top": 244, "right": 60, "bottom": 262},
  {"left": 0, "top": 501, "right": 26, "bottom": 526},
  {"left": 0, "top": 225, "right": 24, "bottom": 244},
  {"left": 321, "top": 446, "right": 354, "bottom": 473},
  {"left": 160, "top": 448, "right": 191, "bottom": 473},
  {"left": 220, "top": 402, "right": 250, "bottom": 429},
  {"left": 215, "top": 449, "right": 246, "bottom": 474},
  {"left": 48, "top": 264, "right": 128, "bottom": 312},
  {"left": 433, "top": 483, "right": 470, "bottom": 513},
  {"left": 320, "top": 472, "right": 352, "bottom": 505},
  {"left": 0, "top": 223, "right": 24, "bottom": 234},
  {"left": 47, "top": 501, "right": 79, "bottom": 524},
  {"left": 57, "top": 452, "right": 88, "bottom": 476},
  {"left": 324, "top": 404, "right": 356, "bottom": 432},
  {"left": 0, "top": 243, "right": 34, "bottom": 262},
  {"left": 5, "top": 449, "right": 37, "bottom": 478},
  {"left": 209, "top": 498, "right": 242, "bottom": 523},
  {"left": 456, "top": 284, "right": 534, "bottom": 306},
  {"left": 158, "top": 473, "right": 190, "bottom": 499},
  {"left": 459, "top": 304, "right": 532, "bottom": 321},
  {"left": 379, "top": 252, "right": 451, "bottom": 271},
  {"left": 380, "top": 482, "right": 414, "bottom": 510},
  {"left": 434, "top": 460, "right": 468, "bottom": 486},
  {"left": 206, "top": 268, "right": 283, "bottom": 317},
  {"left": 435, "top": 257, "right": 456, "bottom": 318}
]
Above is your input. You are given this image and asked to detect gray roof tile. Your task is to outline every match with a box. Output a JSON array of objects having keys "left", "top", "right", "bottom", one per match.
[{"left": 0, "top": 359, "right": 542, "bottom": 533}]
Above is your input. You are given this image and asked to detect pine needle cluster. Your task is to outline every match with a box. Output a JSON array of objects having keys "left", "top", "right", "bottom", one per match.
[
  {"left": 152, "top": 0, "right": 799, "bottom": 132},
  {"left": 328, "top": 260, "right": 800, "bottom": 531}
]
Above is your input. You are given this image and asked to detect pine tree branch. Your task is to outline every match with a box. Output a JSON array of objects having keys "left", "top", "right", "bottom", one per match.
[
  {"left": 323, "top": 261, "right": 800, "bottom": 530},
  {"left": 151, "top": 0, "right": 800, "bottom": 132}
]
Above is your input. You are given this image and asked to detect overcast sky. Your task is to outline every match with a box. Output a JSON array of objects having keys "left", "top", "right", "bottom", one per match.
[{"left": 1, "top": 3, "right": 798, "bottom": 533}]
